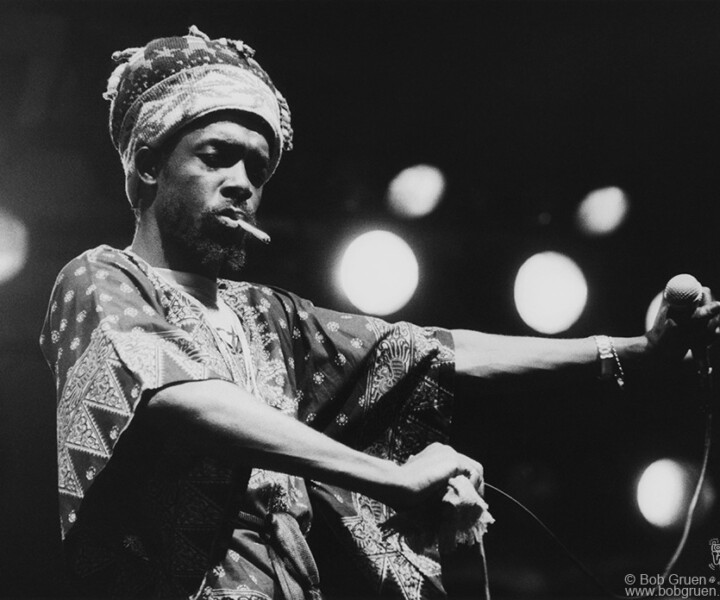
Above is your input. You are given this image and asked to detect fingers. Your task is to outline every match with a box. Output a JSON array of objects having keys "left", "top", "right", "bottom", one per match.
[
  {"left": 693, "top": 296, "right": 720, "bottom": 338},
  {"left": 709, "top": 309, "right": 720, "bottom": 336},
  {"left": 701, "top": 286, "right": 715, "bottom": 303},
  {"left": 426, "top": 442, "right": 484, "bottom": 493},
  {"left": 404, "top": 442, "right": 485, "bottom": 499},
  {"left": 694, "top": 297, "right": 720, "bottom": 319},
  {"left": 457, "top": 455, "right": 485, "bottom": 496},
  {"left": 443, "top": 474, "right": 486, "bottom": 530}
]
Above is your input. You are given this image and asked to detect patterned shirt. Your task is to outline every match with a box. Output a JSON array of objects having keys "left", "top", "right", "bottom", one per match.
[{"left": 40, "top": 245, "right": 456, "bottom": 599}]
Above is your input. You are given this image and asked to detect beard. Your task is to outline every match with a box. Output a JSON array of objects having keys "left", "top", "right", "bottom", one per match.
[{"left": 156, "top": 200, "right": 250, "bottom": 278}]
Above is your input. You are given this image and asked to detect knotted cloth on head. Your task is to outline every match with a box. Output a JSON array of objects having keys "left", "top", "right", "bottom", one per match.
[{"left": 104, "top": 26, "right": 293, "bottom": 206}]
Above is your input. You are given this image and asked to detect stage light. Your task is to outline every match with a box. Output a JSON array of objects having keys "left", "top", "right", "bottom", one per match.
[
  {"left": 513, "top": 252, "right": 587, "bottom": 334},
  {"left": 337, "top": 230, "right": 419, "bottom": 315},
  {"left": 576, "top": 186, "right": 629, "bottom": 236},
  {"left": 0, "top": 208, "right": 29, "bottom": 284},
  {"left": 386, "top": 164, "right": 446, "bottom": 219},
  {"left": 636, "top": 459, "right": 715, "bottom": 528},
  {"left": 637, "top": 459, "right": 687, "bottom": 528}
]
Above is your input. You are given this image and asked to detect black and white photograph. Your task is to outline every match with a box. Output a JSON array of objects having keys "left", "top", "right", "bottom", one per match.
[{"left": 1, "top": 2, "right": 719, "bottom": 598}]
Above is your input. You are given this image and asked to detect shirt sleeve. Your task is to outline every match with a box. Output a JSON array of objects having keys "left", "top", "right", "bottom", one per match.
[
  {"left": 261, "top": 287, "right": 456, "bottom": 463},
  {"left": 260, "top": 289, "right": 456, "bottom": 599},
  {"left": 40, "top": 246, "right": 231, "bottom": 536}
]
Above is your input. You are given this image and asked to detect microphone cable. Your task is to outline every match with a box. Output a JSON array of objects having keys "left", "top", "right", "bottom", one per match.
[
  {"left": 484, "top": 391, "right": 713, "bottom": 600},
  {"left": 478, "top": 275, "right": 714, "bottom": 598},
  {"left": 484, "top": 481, "right": 619, "bottom": 598},
  {"left": 657, "top": 359, "right": 714, "bottom": 587}
]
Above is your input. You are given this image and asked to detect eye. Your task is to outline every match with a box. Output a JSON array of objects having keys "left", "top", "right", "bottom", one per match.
[
  {"left": 246, "top": 153, "right": 270, "bottom": 186},
  {"left": 196, "top": 141, "right": 270, "bottom": 186},
  {"left": 199, "top": 148, "right": 236, "bottom": 169}
]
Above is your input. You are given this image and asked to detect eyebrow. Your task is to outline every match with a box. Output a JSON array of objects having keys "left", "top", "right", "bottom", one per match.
[{"left": 196, "top": 136, "right": 270, "bottom": 160}]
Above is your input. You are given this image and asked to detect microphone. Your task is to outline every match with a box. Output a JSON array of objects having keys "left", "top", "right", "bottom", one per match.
[
  {"left": 663, "top": 274, "right": 710, "bottom": 381},
  {"left": 664, "top": 274, "right": 703, "bottom": 312}
]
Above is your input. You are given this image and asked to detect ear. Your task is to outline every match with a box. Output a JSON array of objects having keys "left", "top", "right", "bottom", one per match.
[{"left": 134, "top": 146, "right": 162, "bottom": 185}]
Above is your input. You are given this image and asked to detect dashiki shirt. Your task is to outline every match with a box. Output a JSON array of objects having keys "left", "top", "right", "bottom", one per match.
[{"left": 40, "top": 245, "right": 456, "bottom": 600}]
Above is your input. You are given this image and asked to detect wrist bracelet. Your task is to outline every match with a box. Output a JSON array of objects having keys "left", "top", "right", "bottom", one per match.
[{"left": 594, "top": 335, "right": 625, "bottom": 389}]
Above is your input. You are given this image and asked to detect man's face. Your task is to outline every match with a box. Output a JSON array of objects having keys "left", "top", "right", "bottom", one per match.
[{"left": 151, "top": 112, "right": 272, "bottom": 276}]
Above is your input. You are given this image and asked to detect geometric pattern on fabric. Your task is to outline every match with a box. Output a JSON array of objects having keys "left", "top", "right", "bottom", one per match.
[
  {"left": 56, "top": 325, "right": 216, "bottom": 532},
  {"left": 41, "top": 245, "right": 457, "bottom": 599},
  {"left": 309, "top": 484, "right": 446, "bottom": 600}
]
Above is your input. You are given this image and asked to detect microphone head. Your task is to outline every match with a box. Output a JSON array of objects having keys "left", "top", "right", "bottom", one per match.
[{"left": 664, "top": 274, "right": 703, "bottom": 309}]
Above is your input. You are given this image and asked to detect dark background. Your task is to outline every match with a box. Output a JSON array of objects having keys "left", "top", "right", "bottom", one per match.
[{"left": 0, "top": 1, "right": 719, "bottom": 597}]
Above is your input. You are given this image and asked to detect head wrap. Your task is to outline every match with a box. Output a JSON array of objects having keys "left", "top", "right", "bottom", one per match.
[{"left": 104, "top": 26, "right": 293, "bottom": 206}]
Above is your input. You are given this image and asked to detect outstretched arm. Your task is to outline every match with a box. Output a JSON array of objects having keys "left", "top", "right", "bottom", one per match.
[
  {"left": 452, "top": 331, "right": 645, "bottom": 387},
  {"left": 452, "top": 290, "right": 720, "bottom": 392},
  {"left": 146, "top": 379, "right": 483, "bottom": 511}
]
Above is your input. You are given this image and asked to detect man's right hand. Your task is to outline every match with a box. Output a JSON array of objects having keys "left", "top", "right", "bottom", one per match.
[{"left": 390, "top": 442, "right": 484, "bottom": 511}]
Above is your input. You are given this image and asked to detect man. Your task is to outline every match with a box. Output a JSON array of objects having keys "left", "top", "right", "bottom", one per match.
[{"left": 40, "top": 27, "right": 720, "bottom": 600}]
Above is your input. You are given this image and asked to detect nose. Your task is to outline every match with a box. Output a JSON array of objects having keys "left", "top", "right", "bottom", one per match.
[{"left": 222, "top": 161, "right": 254, "bottom": 204}]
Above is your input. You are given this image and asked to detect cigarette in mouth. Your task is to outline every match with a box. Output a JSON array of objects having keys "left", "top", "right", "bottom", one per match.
[{"left": 235, "top": 219, "right": 271, "bottom": 244}]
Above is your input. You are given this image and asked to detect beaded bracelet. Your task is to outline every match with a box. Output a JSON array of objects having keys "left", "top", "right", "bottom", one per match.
[{"left": 593, "top": 335, "right": 625, "bottom": 389}]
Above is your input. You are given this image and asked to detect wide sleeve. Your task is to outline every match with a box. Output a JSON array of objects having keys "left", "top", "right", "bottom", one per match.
[
  {"left": 220, "top": 283, "right": 455, "bottom": 459},
  {"left": 276, "top": 291, "right": 456, "bottom": 461},
  {"left": 271, "top": 291, "right": 456, "bottom": 599},
  {"left": 40, "top": 246, "right": 232, "bottom": 536}
]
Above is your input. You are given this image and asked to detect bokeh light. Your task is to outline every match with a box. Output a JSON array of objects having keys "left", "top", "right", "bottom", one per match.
[
  {"left": 576, "top": 186, "right": 629, "bottom": 236},
  {"left": 386, "top": 164, "right": 446, "bottom": 219},
  {"left": 0, "top": 208, "right": 29, "bottom": 284},
  {"left": 514, "top": 252, "right": 588, "bottom": 334},
  {"left": 337, "top": 230, "right": 419, "bottom": 315},
  {"left": 636, "top": 459, "right": 715, "bottom": 528}
]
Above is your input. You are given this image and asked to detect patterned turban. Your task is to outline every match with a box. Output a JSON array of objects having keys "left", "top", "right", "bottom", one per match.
[{"left": 103, "top": 26, "right": 293, "bottom": 206}]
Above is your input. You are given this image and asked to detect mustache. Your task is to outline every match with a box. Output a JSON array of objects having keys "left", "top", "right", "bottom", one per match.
[{"left": 214, "top": 207, "right": 258, "bottom": 226}]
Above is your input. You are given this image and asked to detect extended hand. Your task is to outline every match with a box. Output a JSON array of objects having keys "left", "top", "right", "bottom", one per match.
[
  {"left": 392, "top": 442, "right": 484, "bottom": 511},
  {"left": 646, "top": 285, "right": 720, "bottom": 363}
]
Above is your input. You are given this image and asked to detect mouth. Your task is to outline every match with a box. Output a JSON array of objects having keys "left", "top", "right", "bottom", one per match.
[
  {"left": 217, "top": 208, "right": 254, "bottom": 225},
  {"left": 215, "top": 209, "right": 271, "bottom": 244}
]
